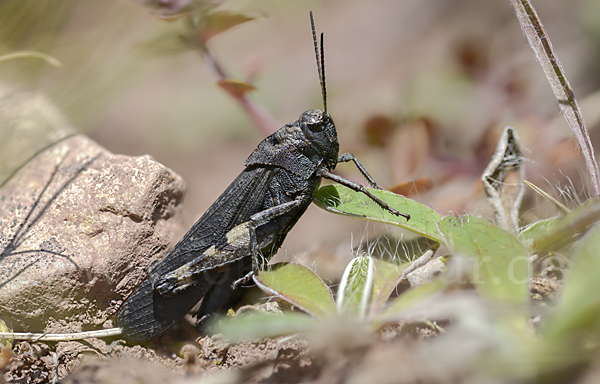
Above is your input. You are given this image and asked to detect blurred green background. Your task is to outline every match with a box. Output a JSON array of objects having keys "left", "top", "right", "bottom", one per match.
[{"left": 2, "top": 0, "right": 600, "bottom": 275}]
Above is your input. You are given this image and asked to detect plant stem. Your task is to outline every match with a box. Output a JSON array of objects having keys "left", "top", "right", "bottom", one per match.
[
  {"left": 0, "top": 328, "right": 122, "bottom": 341},
  {"left": 199, "top": 42, "right": 280, "bottom": 136},
  {"left": 510, "top": 0, "right": 600, "bottom": 196}
]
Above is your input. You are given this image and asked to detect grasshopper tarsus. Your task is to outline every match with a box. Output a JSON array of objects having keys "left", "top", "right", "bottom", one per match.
[
  {"left": 195, "top": 314, "right": 209, "bottom": 328},
  {"left": 231, "top": 271, "right": 255, "bottom": 290},
  {"left": 337, "top": 153, "right": 381, "bottom": 189},
  {"left": 318, "top": 169, "right": 410, "bottom": 220}
]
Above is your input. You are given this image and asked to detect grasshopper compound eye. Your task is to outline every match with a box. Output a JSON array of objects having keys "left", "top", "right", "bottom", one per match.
[
  {"left": 300, "top": 109, "right": 326, "bottom": 132},
  {"left": 307, "top": 112, "right": 324, "bottom": 132}
]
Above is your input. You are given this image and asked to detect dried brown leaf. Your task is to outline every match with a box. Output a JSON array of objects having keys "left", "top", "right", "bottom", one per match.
[
  {"left": 217, "top": 79, "right": 256, "bottom": 99},
  {"left": 198, "top": 11, "right": 258, "bottom": 41}
]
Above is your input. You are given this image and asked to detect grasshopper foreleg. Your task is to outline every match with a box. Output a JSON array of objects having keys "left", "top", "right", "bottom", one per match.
[
  {"left": 317, "top": 168, "right": 411, "bottom": 220},
  {"left": 337, "top": 152, "right": 381, "bottom": 189}
]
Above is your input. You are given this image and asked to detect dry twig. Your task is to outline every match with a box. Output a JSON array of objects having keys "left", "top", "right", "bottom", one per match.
[{"left": 510, "top": 0, "right": 600, "bottom": 196}]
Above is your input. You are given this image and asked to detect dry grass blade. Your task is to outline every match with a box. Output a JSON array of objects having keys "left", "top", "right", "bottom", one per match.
[
  {"left": 510, "top": 0, "right": 600, "bottom": 196},
  {"left": 0, "top": 51, "right": 61, "bottom": 67},
  {"left": 523, "top": 180, "right": 571, "bottom": 215},
  {"left": 0, "top": 328, "right": 122, "bottom": 341}
]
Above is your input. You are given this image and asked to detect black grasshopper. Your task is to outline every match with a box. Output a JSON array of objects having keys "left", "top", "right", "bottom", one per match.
[{"left": 114, "top": 12, "right": 410, "bottom": 343}]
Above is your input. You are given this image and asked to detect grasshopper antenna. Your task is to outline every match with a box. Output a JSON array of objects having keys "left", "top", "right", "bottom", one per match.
[{"left": 310, "top": 11, "right": 327, "bottom": 114}]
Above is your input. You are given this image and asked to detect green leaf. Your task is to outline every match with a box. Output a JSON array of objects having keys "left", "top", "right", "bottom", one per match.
[
  {"left": 337, "top": 256, "right": 373, "bottom": 318},
  {"left": 438, "top": 215, "right": 529, "bottom": 304},
  {"left": 518, "top": 216, "right": 560, "bottom": 250},
  {"left": 254, "top": 263, "right": 336, "bottom": 319},
  {"left": 545, "top": 223, "right": 600, "bottom": 338},
  {"left": 368, "top": 258, "right": 407, "bottom": 317},
  {"left": 374, "top": 279, "right": 446, "bottom": 327},
  {"left": 525, "top": 199, "right": 600, "bottom": 254},
  {"left": 217, "top": 312, "right": 317, "bottom": 343},
  {"left": 0, "top": 318, "right": 12, "bottom": 348},
  {"left": 531, "top": 223, "right": 600, "bottom": 373},
  {"left": 313, "top": 185, "right": 444, "bottom": 243}
]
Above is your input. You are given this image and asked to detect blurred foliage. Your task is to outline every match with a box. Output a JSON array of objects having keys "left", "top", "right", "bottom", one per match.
[
  {"left": 0, "top": 319, "right": 11, "bottom": 349},
  {"left": 0, "top": 0, "right": 141, "bottom": 128},
  {"left": 0, "top": 0, "right": 259, "bottom": 135}
]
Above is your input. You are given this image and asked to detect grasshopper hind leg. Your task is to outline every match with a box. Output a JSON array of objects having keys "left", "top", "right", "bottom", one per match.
[
  {"left": 194, "top": 256, "right": 254, "bottom": 334},
  {"left": 114, "top": 274, "right": 215, "bottom": 343}
]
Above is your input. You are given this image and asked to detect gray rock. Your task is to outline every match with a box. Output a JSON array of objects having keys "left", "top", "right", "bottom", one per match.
[{"left": 0, "top": 90, "right": 185, "bottom": 332}]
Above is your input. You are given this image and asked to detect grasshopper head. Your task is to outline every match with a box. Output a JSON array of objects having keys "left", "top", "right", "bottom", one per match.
[{"left": 299, "top": 109, "right": 339, "bottom": 169}]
